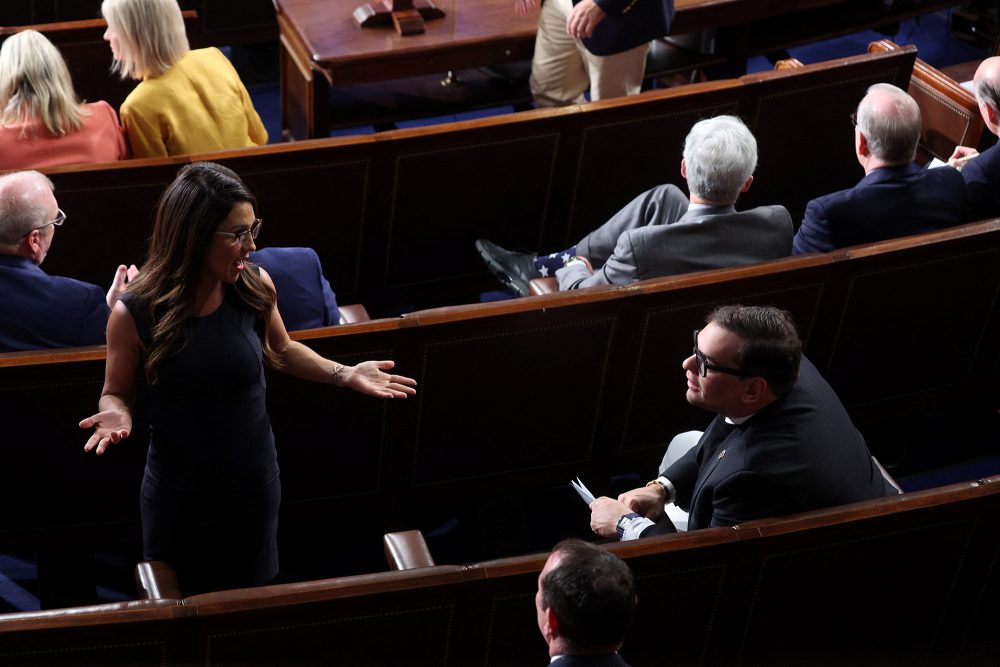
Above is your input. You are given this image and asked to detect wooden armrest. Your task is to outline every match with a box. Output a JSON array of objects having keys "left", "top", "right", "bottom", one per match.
[
  {"left": 774, "top": 58, "right": 803, "bottom": 70},
  {"left": 867, "top": 38, "right": 898, "bottom": 55},
  {"left": 135, "top": 560, "right": 181, "bottom": 600},
  {"left": 529, "top": 277, "right": 559, "bottom": 296},
  {"left": 338, "top": 303, "right": 371, "bottom": 324},
  {"left": 383, "top": 530, "right": 436, "bottom": 570},
  {"left": 872, "top": 455, "right": 903, "bottom": 495}
]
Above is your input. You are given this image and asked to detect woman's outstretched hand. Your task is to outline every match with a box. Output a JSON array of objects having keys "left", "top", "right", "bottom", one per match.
[
  {"left": 341, "top": 360, "right": 417, "bottom": 399},
  {"left": 80, "top": 408, "right": 133, "bottom": 455}
]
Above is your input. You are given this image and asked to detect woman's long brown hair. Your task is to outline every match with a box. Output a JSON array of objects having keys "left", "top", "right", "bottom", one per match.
[{"left": 126, "top": 162, "right": 279, "bottom": 383}]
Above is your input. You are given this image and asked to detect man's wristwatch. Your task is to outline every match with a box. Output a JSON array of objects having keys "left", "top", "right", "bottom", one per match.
[
  {"left": 615, "top": 512, "right": 641, "bottom": 540},
  {"left": 646, "top": 477, "right": 668, "bottom": 499}
]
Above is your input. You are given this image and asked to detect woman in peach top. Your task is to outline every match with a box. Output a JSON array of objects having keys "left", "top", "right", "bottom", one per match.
[{"left": 0, "top": 30, "right": 128, "bottom": 170}]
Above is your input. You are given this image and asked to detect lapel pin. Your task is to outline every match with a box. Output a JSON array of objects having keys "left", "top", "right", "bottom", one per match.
[{"left": 717, "top": 449, "right": 726, "bottom": 461}]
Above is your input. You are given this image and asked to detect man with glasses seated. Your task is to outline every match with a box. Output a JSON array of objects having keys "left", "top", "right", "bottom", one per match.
[
  {"left": 0, "top": 170, "right": 135, "bottom": 352},
  {"left": 588, "top": 304, "right": 896, "bottom": 540}
]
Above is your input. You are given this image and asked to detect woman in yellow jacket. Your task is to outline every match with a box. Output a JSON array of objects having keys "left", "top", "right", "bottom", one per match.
[{"left": 102, "top": 0, "right": 268, "bottom": 158}]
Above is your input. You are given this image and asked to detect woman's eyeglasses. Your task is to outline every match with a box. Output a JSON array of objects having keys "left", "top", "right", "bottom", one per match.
[{"left": 214, "top": 218, "right": 262, "bottom": 246}]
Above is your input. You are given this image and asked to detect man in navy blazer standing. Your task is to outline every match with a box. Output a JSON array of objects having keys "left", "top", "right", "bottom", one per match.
[
  {"left": 948, "top": 56, "right": 1000, "bottom": 220},
  {"left": 0, "top": 171, "right": 132, "bottom": 352},
  {"left": 517, "top": 0, "right": 674, "bottom": 107},
  {"left": 792, "top": 83, "right": 968, "bottom": 255},
  {"left": 249, "top": 246, "right": 340, "bottom": 330},
  {"left": 588, "top": 305, "right": 896, "bottom": 540},
  {"left": 536, "top": 539, "right": 636, "bottom": 666}
]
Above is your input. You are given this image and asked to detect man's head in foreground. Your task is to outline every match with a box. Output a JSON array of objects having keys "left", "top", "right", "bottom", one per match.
[{"left": 536, "top": 539, "right": 637, "bottom": 657}]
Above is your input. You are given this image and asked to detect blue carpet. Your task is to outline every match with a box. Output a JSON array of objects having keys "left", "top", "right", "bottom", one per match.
[
  {"left": 480, "top": 288, "right": 518, "bottom": 303},
  {"left": 899, "top": 455, "right": 1000, "bottom": 492},
  {"left": 747, "top": 10, "right": 989, "bottom": 72},
  {"left": 0, "top": 555, "right": 38, "bottom": 612},
  {"left": 247, "top": 82, "right": 282, "bottom": 144}
]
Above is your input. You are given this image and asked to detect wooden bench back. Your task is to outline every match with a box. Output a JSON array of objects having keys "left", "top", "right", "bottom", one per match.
[
  {"left": 183, "top": 565, "right": 469, "bottom": 665},
  {"left": 35, "top": 45, "right": 916, "bottom": 311},
  {"left": 0, "top": 598, "right": 185, "bottom": 666},
  {"left": 0, "top": 1, "right": 273, "bottom": 46},
  {"left": 461, "top": 475, "right": 1000, "bottom": 666},
  {"left": 0, "top": 12, "right": 199, "bottom": 114},
  {"left": 5, "top": 477, "right": 997, "bottom": 666},
  {"left": 3, "top": 218, "right": 997, "bottom": 575}
]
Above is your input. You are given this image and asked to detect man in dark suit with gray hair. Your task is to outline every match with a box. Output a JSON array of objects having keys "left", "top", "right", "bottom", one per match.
[
  {"left": 476, "top": 115, "right": 793, "bottom": 296},
  {"left": 0, "top": 170, "right": 134, "bottom": 352},
  {"left": 793, "top": 83, "right": 967, "bottom": 254}
]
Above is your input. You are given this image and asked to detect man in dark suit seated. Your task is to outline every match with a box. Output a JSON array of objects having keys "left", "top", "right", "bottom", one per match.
[
  {"left": 793, "top": 83, "right": 969, "bottom": 255},
  {"left": 588, "top": 304, "right": 897, "bottom": 540},
  {"left": 0, "top": 171, "right": 132, "bottom": 352},
  {"left": 536, "top": 539, "right": 637, "bottom": 666},
  {"left": 948, "top": 56, "right": 1000, "bottom": 220},
  {"left": 249, "top": 246, "right": 340, "bottom": 330},
  {"left": 476, "top": 115, "right": 793, "bottom": 296}
]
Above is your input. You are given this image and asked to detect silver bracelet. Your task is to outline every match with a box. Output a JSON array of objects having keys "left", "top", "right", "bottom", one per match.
[{"left": 332, "top": 362, "right": 345, "bottom": 387}]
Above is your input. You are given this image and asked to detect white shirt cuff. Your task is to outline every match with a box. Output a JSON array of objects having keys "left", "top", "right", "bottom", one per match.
[
  {"left": 621, "top": 516, "right": 655, "bottom": 541},
  {"left": 655, "top": 475, "right": 677, "bottom": 504}
]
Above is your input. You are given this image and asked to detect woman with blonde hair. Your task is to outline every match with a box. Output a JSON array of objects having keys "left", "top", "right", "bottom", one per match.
[
  {"left": 102, "top": 0, "right": 268, "bottom": 158},
  {"left": 0, "top": 30, "right": 127, "bottom": 169}
]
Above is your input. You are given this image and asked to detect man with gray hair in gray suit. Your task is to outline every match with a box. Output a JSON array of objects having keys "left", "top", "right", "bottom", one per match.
[{"left": 476, "top": 115, "right": 793, "bottom": 296}]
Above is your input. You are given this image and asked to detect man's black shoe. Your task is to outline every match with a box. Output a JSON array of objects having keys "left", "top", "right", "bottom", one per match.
[{"left": 475, "top": 239, "right": 540, "bottom": 297}]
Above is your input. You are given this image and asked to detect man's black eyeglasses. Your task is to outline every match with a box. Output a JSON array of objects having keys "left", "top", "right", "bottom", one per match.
[
  {"left": 692, "top": 329, "right": 745, "bottom": 378},
  {"left": 215, "top": 218, "right": 262, "bottom": 246}
]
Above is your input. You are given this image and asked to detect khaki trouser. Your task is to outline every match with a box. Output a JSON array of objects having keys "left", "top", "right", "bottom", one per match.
[{"left": 530, "top": 0, "right": 649, "bottom": 107}]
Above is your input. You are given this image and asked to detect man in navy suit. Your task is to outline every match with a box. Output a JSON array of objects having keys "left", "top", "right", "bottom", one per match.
[
  {"left": 536, "top": 539, "right": 636, "bottom": 666},
  {"left": 948, "top": 56, "right": 1000, "bottom": 220},
  {"left": 588, "top": 305, "right": 896, "bottom": 540},
  {"left": 0, "top": 171, "right": 132, "bottom": 352},
  {"left": 792, "top": 83, "right": 968, "bottom": 255},
  {"left": 249, "top": 246, "right": 340, "bottom": 330},
  {"left": 517, "top": 0, "right": 673, "bottom": 107}
]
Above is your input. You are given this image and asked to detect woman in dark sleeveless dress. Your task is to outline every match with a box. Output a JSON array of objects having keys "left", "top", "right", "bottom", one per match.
[{"left": 80, "top": 162, "right": 416, "bottom": 593}]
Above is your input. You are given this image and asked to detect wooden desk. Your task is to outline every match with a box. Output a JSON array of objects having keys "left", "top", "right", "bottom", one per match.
[
  {"left": 276, "top": 0, "right": 961, "bottom": 139},
  {"left": 276, "top": 0, "right": 536, "bottom": 139}
]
